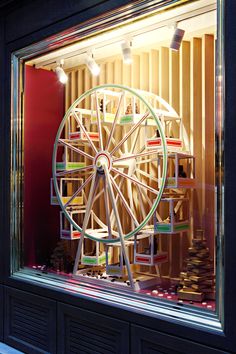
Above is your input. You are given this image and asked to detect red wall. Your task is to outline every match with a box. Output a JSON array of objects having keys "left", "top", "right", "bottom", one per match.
[{"left": 24, "top": 65, "right": 65, "bottom": 266}]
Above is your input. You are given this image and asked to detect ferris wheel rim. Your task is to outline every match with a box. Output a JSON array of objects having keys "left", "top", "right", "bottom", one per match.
[{"left": 52, "top": 83, "right": 168, "bottom": 243}]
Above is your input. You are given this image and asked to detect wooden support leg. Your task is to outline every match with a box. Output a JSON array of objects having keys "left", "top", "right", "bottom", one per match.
[{"left": 104, "top": 164, "right": 136, "bottom": 290}]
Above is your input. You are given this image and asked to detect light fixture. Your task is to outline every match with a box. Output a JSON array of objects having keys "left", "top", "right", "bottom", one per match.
[
  {"left": 85, "top": 53, "right": 100, "bottom": 76},
  {"left": 170, "top": 23, "right": 185, "bottom": 51},
  {"left": 55, "top": 59, "right": 68, "bottom": 84},
  {"left": 121, "top": 40, "right": 132, "bottom": 64}
]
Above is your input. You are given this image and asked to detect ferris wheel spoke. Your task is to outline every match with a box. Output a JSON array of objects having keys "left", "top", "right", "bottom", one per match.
[
  {"left": 130, "top": 126, "right": 140, "bottom": 154},
  {"left": 110, "top": 173, "right": 124, "bottom": 229},
  {"left": 64, "top": 172, "right": 95, "bottom": 208},
  {"left": 136, "top": 158, "right": 157, "bottom": 165},
  {"left": 58, "top": 139, "right": 94, "bottom": 160},
  {"left": 135, "top": 168, "right": 159, "bottom": 183},
  {"left": 110, "top": 174, "right": 139, "bottom": 228},
  {"left": 110, "top": 111, "right": 150, "bottom": 156},
  {"left": 56, "top": 164, "right": 95, "bottom": 177},
  {"left": 112, "top": 167, "right": 159, "bottom": 195},
  {"left": 127, "top": 182, "right": 134, "bottom": 229},
  {"left": 72, "top": 111, "right": 98, "bottom": 154},
  {"left": 113, "top": 149, "right": 158, "bottom": 163},
  {"left": 106, "top": 92, "right": 124, "bottom": 151},
  {"left": 102, "top": 176, "right": 112, "bottom": 238},
  {"left": 103, "top": 126, "right": 122, "bottom": 157},
  {"left": 136, "top": 186, "right": 147, "bottom": 219},
  {"left": 94, "top": 91, "right": 104, "bottom": 150}
]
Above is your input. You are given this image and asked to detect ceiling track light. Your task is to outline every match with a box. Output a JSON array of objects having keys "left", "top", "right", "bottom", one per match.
[
  {"left": 170, "top": 23, "right": 185, "bottom": 51},
  {"left": 121, "top": 40, "right": 132, "bottom": 64},
  {"left": 55, "top": 59, "right": 68, "bottom": 84},
  {"left": 85, "top": 53, "right": 100, "bottom": 76}
]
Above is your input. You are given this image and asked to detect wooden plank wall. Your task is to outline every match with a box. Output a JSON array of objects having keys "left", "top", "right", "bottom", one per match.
[{"left": 64, "top": 34, "right": 215, "bottom": 278}]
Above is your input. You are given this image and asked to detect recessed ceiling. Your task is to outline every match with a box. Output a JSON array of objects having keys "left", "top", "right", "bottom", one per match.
[{"left": 26, "top": 0, "right": 216, "bottom": 71}]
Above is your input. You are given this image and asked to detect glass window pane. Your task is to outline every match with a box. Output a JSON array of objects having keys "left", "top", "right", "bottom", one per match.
[{"left": 19, "top": 0, "right": 218, "bottom": 313}]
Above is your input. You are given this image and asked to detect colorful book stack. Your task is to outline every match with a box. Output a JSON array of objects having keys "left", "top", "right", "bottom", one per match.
[{"left": 178, "top": 230, "right": 215, "bottom": 302}]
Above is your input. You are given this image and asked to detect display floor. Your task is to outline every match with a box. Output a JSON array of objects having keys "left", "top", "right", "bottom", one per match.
[
  {"left": 139, "top": 283, "right": 215, "bottom": 311},
  {"left": 31, "top": 265, "right": 215, "bottom": 311}
]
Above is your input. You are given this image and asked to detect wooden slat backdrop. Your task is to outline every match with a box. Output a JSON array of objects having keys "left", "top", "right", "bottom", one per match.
[{"left": 64, "top": 36, "right": 215, "bottom": 279}]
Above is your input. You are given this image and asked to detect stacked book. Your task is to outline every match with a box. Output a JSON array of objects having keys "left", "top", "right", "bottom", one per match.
[{"left": 178, "top": 234, "right": 215, "bottom": 302}]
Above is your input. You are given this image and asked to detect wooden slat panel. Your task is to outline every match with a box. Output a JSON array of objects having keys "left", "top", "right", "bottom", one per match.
[
  {"left": 140, "top": 52, "right": 149, "bottom": 91},
  {"left": 180, "top": 41, "right": 190, "bottom": 145},
  {"left": 179, "top": 41, "right": 191, "bottom": 268},
  {"left": 159, "top": 47, "right": 169, "bottom": 102},
  {"left": 65, "top": 72, "right": 71, "bottom": 111},
  {"left": 202, "top": 34, "right": 215, "bottom": 255},
  {"left": 169, "top": 49, "right": 180, "bottom": 277},
  {"left": 159, "top": 47, "right": 169, "bottom": 276},
  {"left": 114, "top": 59, "right": 122, "bottom": 85},
  {"left": 122, "top": 60, "right": 132, "bottom": 87},
  {"left": 99, "top": 63, "right": 106, "bottom": 85},
  {"left": 191, "top": 38, "right": 202, "bottom": 233},
  {"left": 132, "top": 325, "right": 227, "bottom": 354},
  {"left": 149, "top": 49, "right": 159, "bottom": 95},
  {"left": 106, "top": 61, "right": 114, "bottom": 84},
  {"left": 5, "top": 287, "right": 56, "bottom": 354},
  {"left": 58, "top": 303, "right": 129, "bottom": 354},
  {"left": 169, "top": 50, "right": 179, "bottom": 114},
  {"left": 77, "top": 68, "right": 84, "bottom": 99},
  {"left": 84, "top": 67, "right": 91, "bottom": 109},
  {"left": 131, "top": 55, "right": 140, "bottom": 89},
  {"left": 70, "top": 71, "right": 77, "bottom": 105}
]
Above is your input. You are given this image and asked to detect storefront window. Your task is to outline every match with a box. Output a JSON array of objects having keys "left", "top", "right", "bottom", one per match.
[{"left": 12, "top": 0, "right": 221, "bottom": 316}]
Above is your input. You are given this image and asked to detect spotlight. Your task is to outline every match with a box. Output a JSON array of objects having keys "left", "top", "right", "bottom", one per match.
[
  {"left": 85, "top": 54, "right": 100, "bottom": 76},
  {"left": 55, "top": 60, "right": 68, "bottom": 84},
  {"left": 170, "top": 25, "right": 185, "bottom": 51},
  {"left": 121, "top": 40, "right": 132, "bottom": 64}
]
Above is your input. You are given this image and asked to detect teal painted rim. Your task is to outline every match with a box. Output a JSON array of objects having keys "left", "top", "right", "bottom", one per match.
[{"left": 52, "top": 84, "right": 167, "bottom": 243}]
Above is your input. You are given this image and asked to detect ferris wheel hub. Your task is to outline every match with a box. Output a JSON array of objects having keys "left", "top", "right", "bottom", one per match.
[{"left": 94, "top": 151, "right": 111, "bottom": 173}]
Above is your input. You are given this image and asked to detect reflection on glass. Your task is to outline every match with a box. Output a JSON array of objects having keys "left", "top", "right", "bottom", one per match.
[{"left": 19, "top": 0, "right": 218, "bottom": 312}]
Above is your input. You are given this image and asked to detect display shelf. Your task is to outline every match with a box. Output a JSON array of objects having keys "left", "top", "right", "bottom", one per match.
[
  {"left": 134, "top": 232, "right": 168, "bottom": 265},
  {"left": 146, "top": 137, "right": 183, "bottom": 152},
  {"left": 81, "top": 229, "right": 111, "bottom": 266},
  {"left": 105, "top": 245, "right": 128, "bottom": 277},
  {"left": 51, "top": 178, "right": 84, "bottom": 206},
  {"left": 134, "top": 252, "right": 168, "bottom": 265},
  {"left": 69, "top": 131, "right": 99, "bottom": 142},
  {"left": 158, "top": 152, "right": 196, "bottom": 189},
  {"left": 56, "top": 161, "right": 86, "bottom": 171},
  {"left": 154, "top": 197, "right": 190, "bottom": 234},
  {"left": 60, "top": 209, "right": 88, "bottom": 240}
]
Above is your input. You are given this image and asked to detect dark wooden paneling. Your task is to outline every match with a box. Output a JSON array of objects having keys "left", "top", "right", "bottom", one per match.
[
  {"left": 4, "top": 0, "right": 133, "bottom": 43},
  {"left": 131, "top": 325, "right": 229, "bottom": 354},
  {"left": 0, "top": 285, "right": 3, "bottom": 341},
  {"left": 5, "top": 0, "right": 104, "bottom": 42},
  {"left": 0, "top": 14, "right": 4, "bottom": 284},
  {"left": 57, "top": 302, "right": 129, "bottom": 354},
  {"left": 4, "top": 287, "right": 57, "bottom": 354}
]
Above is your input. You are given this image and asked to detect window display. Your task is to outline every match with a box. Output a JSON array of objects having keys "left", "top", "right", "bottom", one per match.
[{"left": 22, "top": 0, "right": 217, "bottom": 312}]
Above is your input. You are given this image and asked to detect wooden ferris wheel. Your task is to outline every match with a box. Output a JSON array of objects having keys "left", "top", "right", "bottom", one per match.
[{"left": 52, "top": 84, "right": 184, "bottom": 288}]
